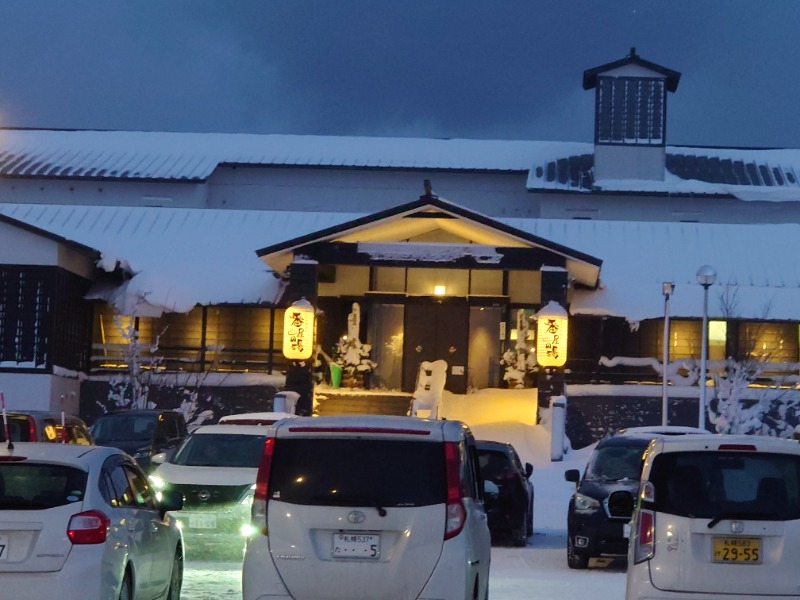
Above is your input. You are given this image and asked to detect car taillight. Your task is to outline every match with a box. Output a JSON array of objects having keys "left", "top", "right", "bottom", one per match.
[
  {"left": 27, "top": 416, "right": 37, "bottom": 442},
  {"left": 632, "top": 509, "right": 655, "bottom": 563},
  {"left": 67, "top": 510, "right": 110, "bottom": 545},
  {"left": 444, "top": 441, "right": 466, "bottom": 541},
  {"left": 251, "top": 437, "right": 276, "bottom": 535}
]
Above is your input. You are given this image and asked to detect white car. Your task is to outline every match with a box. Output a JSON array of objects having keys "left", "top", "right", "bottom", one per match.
[
  {"left": 242, "top": 415, "right": 493, "bottom": 600},
  {"left": 150, "top": 423, "right": 269, "bottom": 558},
  {"left": 0, "top": 441, "right": 184, "bottom": 600},
  {"left": 218, "top": 411, "right": 298, "bottom": 426},
  {"left": 626, "top": 434, "right": 800, "bottom": 600}
]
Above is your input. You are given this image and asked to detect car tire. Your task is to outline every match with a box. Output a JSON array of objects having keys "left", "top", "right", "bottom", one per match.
[
  {"left": 166, "top": 548, "right": 183, "bottom": 600},
  {"left": 567, "top": 535, "right": 589, "bottom": 569},
  {"left": 118, "top": 570, "right": 133, "bottom": 600},
  {"left": 511, "top": 516, "right": 527, "bottom": 547},
  {"left": 526, "top": 500, "right": 533, "bottom": 538}
]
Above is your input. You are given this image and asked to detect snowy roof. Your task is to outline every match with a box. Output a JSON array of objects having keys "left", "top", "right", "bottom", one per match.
[
  {"left": 2, "top": 129, "right": 800, "bottom": 201},
  {"left": 526, "top": 145, "right": 800, "bottom": 199},
  {"left": 2, "top": 202, "right": 800, "bottom": 323},
  {"left": 0, "top": 128, "right": 563, "bottom": 180}
]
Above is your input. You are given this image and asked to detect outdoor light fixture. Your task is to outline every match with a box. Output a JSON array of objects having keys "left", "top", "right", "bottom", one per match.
[
  {"left": 282, "top": 297, "right": 315, "bottom": 361},
  {"left": 536, "top": 300, "right": 568, "bottom": 367},
  {"left": 433, "top": 285, "right": 447, "bottom": 296},
  {"left": 661, "top": 282, "right": 675, "bottom": 426},
  {"left": 696, "top": 265, "right": 717, "bottom": 429}
]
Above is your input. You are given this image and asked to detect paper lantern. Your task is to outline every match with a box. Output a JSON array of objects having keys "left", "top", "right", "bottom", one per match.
[
  {"left": 536, "top": 300, "right": 568, "bottom": 367},
  {"left": 282, "top": 298, "right": 315, "bottom": 361}
]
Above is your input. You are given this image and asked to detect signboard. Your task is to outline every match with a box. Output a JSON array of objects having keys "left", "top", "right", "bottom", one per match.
[
  {"left": 283, "top": 298, "right": 315, "bottom": 361},
  {"left": 536, "top": 301, "right": 568, "bottom": 367}
]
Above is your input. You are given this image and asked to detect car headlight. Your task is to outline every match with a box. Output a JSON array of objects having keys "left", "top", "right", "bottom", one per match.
[
  {"left": 149, "top": 474, "right": 167, "bottom": 491},
  {"left": 574, "top": 492, "right": 601, "bottom": 514}
]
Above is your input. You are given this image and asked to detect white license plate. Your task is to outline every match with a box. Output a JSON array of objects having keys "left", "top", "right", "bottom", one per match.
[
  {"left": 188, "top": 514, "right": 217, "bottom": 529},
  {"left": 332, "top": 533, "right": 380, "bottom": 559},
  {"left": 0, "top": 535, "right": 8, "bottom": 560}
]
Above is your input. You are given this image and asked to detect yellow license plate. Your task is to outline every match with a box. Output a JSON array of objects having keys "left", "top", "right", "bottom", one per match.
[{"left": 712, "top": 537, "right": 762, "bottom": 564}]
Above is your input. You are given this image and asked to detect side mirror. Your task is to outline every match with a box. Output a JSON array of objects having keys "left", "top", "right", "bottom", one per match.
[
  {"left": 483, "top": 480, "right": 500, "bottom": 504},
  {"left": 151, "top": 452, "right": 168, "bottom": 466},
  {"left": 159, "top": 489, "right": 184, "bottom": 518},
  {"left": 607, "top": 490, "right": 635, "bottom": 519},
  {"left": 525, "top": 463, "right": 534, "bottom": 479},
  {"left": 564, "top": 469, "right": 581, "bottom": 484}
]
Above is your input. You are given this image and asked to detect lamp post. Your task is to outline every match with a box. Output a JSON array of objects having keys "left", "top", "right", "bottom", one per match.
[
  {"left": 696, "top": 265, "right": 717, "bottom": 430},
  {"left": 661, "top": 282, "right": 675, "bottom": 426}
]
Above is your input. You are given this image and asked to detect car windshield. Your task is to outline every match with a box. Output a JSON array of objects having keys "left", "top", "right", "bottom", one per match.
[
  {"left": 92, "top": 415, "right": 157, "bottom": 443},
  {"left": 585, "top": 442, "right": 647, "bottom": 481},
  {"left": 269, "top": 438, "right": 446, "bottom": 507},
  {"left": 0, "top": 463, "right": 88, "bottom": 509},
  {"left": 171, "top": 433, "right": 267, "bottom": 468},
  {"left": 650, "top": 450, "right": 800, "bottom": 521}
]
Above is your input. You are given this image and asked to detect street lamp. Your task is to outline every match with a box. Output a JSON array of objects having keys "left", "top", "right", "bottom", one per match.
[
  {"left": 661, "top": 282, "right": 675, "bottom": 426},
  {"left": 696, "top": 265, "right": 717, "bottom": 430}
]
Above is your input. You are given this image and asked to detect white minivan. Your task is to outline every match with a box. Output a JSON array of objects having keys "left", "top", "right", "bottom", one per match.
[
  {"left": 626, "top": 434, "right": 800, "bottom": 600},
  {"left": 242, "top": 415, "right": 492, "bottom": 600}
]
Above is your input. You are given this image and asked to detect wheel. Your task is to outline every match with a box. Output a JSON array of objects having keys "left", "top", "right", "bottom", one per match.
[
  {"left": 567, "top": 535, "right": 589, "bottom": 569},
  {"left": 166, "top": 548, "right": 183, "bottom": 600},
  {"left": 511, "top": 515, "right": 527, "bottom": 547},
  {"left": 118, "top": 570, "right": 133, "bottom": 600},
  {"left": 526, "top": 500, "right": 534, "bottom": 538}
]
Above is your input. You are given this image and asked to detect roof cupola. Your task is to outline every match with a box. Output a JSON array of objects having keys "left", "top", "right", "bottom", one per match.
[{"left": 583, "top": 48, "right": 681, "bottom": 182}]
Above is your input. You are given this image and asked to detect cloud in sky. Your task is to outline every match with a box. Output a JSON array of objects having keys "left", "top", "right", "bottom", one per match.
[{"left": 0, "top": 0, "right": 797, "bottom": 148}]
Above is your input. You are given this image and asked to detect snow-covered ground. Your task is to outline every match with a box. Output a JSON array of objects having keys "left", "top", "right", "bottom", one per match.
[{"left": 182, "top": 388, "right": 628, "bottom": 599}]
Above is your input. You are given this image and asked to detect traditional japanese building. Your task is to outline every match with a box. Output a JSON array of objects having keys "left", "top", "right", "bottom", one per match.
[{"left": 2, "top": 50, "right": 800, "bottom": 442}]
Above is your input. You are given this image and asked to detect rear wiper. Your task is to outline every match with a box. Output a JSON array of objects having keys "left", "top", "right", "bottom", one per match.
[
  {"left": 707, "top": 512, "right": 780, "bottom": 528},
  {"left": 312, "top": 493, "right": 388, "bottom": 517}
]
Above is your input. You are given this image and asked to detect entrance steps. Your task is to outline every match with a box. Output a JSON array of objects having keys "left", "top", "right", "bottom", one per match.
[{"left": 314, "top": 389, "right": 413, "bottom": 417}]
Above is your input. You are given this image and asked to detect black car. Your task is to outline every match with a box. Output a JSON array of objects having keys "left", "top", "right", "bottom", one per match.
[
  {"left": 90, "top": 409, "right": 188, "bottom": 472},
  {"left": 476, "top": 439, "right": 534, "bottom": 547},
  {"left": 563, "top": 433, "right": 650, "bottom": 568}
]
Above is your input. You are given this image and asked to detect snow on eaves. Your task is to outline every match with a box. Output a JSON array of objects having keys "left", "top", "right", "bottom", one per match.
[{"left": 3, "top": 202, "right": 800, "bottom": 323}]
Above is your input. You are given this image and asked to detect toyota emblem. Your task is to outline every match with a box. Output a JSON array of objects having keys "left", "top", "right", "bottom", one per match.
[
  {"left": 197, "top": 489, "right": 211, "bottom": 502},
  {"left": 347, "top": 510, "right": 366, "bottom": 524}
]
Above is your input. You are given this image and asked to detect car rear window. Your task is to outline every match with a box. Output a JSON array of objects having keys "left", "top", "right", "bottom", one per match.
[
  {"left": 478, "top": 450, "right": 514, "bottom": 483},
  {"left": 269, "top": 438, "right": 446, "bottom": 507},
  {"left": 92, "top": 415, "right": 157, "bottom": 443},
  {"left": 650, "top": 451, "right": 800, "bottom": 521},
  {"left": 0, "top": 416, "right": 34, "bottom": 442},
  {"left": 0, "top": 463, "right": 88, "bottom": 509},
  {"left": 171, "top": 433, "right": 267, "bottom": 468}
]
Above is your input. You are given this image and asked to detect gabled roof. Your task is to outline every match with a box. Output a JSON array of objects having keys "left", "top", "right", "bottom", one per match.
[
  {"left": 0, "top": 212, "right": 99, "bottom": 258},
  {"left": 583, "top": 48, "right": 681, "bottom": 92},
  {"left": 2, "top": 202, "right": 800, "bottom": 322},
  {"left": 255, "top": 195, "right": 603, "bottom": 288}
]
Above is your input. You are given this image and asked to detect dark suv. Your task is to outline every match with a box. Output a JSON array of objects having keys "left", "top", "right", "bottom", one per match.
[
  {"left": 477, "top": 439, "right": 534, "bottom": 547},
  {"left": 90, "top": 409, "right": 188, "bottom": 471},
  {"left": 564, "top": 433, "right": 650, "bottom": 568}
]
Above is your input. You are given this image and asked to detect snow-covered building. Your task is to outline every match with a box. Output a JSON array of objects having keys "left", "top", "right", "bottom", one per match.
[{"left": 2, "top": 49, "right": 800, "bottom": 440}]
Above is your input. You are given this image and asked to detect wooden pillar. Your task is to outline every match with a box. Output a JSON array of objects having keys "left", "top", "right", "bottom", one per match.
[{"left": 537, "top": 268, "right": 569, "bottom": 415}]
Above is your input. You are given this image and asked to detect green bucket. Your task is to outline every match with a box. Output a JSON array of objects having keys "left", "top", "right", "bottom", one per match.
[{"left": 329, "top": 363, "right": 343, "bottom": 388}]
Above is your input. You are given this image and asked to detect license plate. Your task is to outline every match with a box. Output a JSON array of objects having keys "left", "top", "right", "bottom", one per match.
[
  {"left": 332, "top": 533, "right": 380, "bottom": 559},
  {"left": 0, "top": 535, "right": 8, "bottom": 561},
  {"left": 188, "top": 514, "right": 217, "bottom": 529},
  {"left": 623, "top": 523, "right": 631, "bottom": 539},
  {"left": 712, "top": 537, "right": 761, "bottom": 564}
]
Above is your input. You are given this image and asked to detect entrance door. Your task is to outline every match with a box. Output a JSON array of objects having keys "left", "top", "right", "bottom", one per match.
[{"left": 403, "top": 298, "right": 469, "bottom": 394}]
